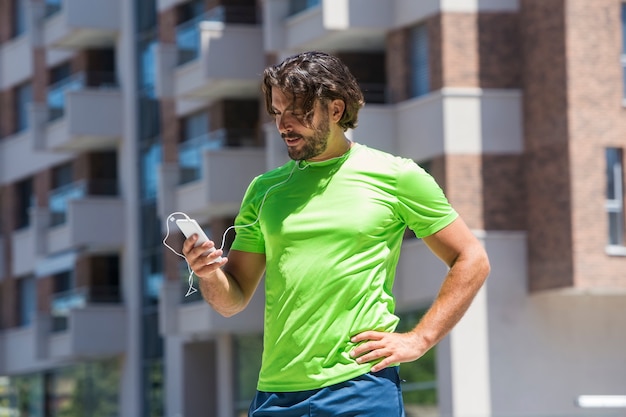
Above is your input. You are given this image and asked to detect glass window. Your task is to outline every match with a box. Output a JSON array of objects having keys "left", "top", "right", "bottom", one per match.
[
  {"left": 17, "top": 275, "right": 36, "bottom": 327},
  {"left": 179, "top": 112, "right": 212, "bottom": 183},
  {"left": 142, "top": 252, "right": 163, "bottom": 304},
  {"left": 288, "top": 0, "right": 320, "bottom": 16},
  {"left": 14, "top": 177, "right": 34, "bottom": 230},
  {"left": 47, "top": 63, "right": 81, "bottom": 122},
  {"left": 410, "top": 23, "right": 430, "bottom": 99},
  {"left": 622, "top": 4, "right": 626, "bottom": 100},
  {"left": 11, "top": 0, "right": 27, "bottom": 38},
  {"left": 140, "top": 141, "right": 162, "bottom": 200},
  {"left": 14, "top": 81, "right": 33, "bottom": 133},
  {"left": 44, "top": 0, "right": 61, "bottom": 17},
  {"left": 181, "top": 111, "right": 209, "bottom": 141},
  {"left": 51, "top": 271, "right": 75, "bottom": 332},
  {"left": 139, "top": 38, "right": 158, "bottom": 98},
  {"left": 175, "top": 0, "right": 206, "bottom": 65},
  {"left": 49, "top": 163, "right": 83, "bottom": 227},
  {"left": 606, "top": 147, "right": 624, "bottom": 246},
  {"left": 396, "top": 309, "right": 438, "bottom": 416}
]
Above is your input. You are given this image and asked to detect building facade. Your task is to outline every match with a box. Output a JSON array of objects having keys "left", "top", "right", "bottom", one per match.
[{"left": 0, "top": 0, "right": 625, "bottom": 416}]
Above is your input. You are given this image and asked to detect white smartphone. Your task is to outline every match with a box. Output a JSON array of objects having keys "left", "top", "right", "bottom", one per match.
[{"left": 175, "top": 218, "right": 223, "bottom": 263}]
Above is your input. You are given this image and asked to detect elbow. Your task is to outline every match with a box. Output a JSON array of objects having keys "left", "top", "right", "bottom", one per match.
[
  {"left": 478, "top": 248, "right": 491, "bottom": 283},
  {"left": 212, "top": 299, "right": 249, "bottom": 318}
]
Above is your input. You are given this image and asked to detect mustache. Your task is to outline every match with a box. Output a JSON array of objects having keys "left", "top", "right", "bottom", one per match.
[{"left": 281, "top": 132, "right": 302, "bottom": 140}]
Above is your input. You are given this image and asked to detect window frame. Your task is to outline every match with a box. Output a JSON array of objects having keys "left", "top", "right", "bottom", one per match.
[
  {"left": 605, "top": 147, "right": 626, "bottom": 255},
  {"left": 409, "top": 22, "right": 430, "bottom": 99}
]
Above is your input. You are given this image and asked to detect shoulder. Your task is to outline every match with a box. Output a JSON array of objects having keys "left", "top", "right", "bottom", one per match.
[
  {"left": 243, "top": 160, "right": 297, "bottom": 198},
  {"left": 350, "top": 143, "right": 424, "bottom": 175}
]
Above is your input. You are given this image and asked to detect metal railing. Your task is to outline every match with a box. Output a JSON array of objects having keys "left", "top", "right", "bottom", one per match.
[
  {"left": 51, "top": 286, "right": 122, "bottom": 332},
  {"left": 48, "top": 180, "right": 86, "bottom": 227},
  {"left": 48, "top": 179, "right": 119, "bottom": 227},
  {"left": 47, "top": 72, "right": 119, "bottom": 122},
  {"left": 178, "top": 128, "right": 257, "bottom": 184},
  {"left": 360, "top": 82, "right": 387, "bottom": 104},
  {"left": 44, "top": 0, "right": 62, "bottom": 18},
  {"left": 178, "top": 130, "right": 227, "bottom": 184},
  {"left": 47, "top": 73, "right": 85, "bottom": 122},
  {"left": 288, "top": 0, "right": 321, "bottom": 16},
  {"left": 176, "top": 5, "right": 258, "bottom": 65}
]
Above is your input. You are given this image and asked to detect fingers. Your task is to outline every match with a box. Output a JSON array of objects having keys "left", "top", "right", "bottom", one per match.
[
  {"left": 350, "top": 332, "right": 391, "bottom": 369},
  {"left": 182, "top": 235, "right": 224, "bottom": 271},
  {"left": 349, "top": 331, "right": 419, "bottom": 373}
]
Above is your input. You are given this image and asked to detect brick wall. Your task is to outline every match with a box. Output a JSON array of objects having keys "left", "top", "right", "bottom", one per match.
[
  {"left": 438, "top": 12, "right": 521, "bottom": 89},
  {"left": 0, "top": 89, "right": 16, "bottom": 137},
  {"left": 521, "top": 0, "right": 574, "bottom": 291},
  {"left": 565, "top": 0, "right": 626, "bottom": 288},
  {"left": 0, "top": 0, "right": 13, "bottom": 44}
]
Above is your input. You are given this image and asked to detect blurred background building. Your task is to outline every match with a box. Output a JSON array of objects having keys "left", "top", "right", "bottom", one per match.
[{"left": 0, "top": 0, "right": 625, "bottom": 416}]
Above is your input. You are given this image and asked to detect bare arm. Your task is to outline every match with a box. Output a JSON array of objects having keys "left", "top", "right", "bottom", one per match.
[
  {"left": 183, "top": 235, "right": 266, "bottom": 317},
  {"left": 411, "top": 216, "right": 490, "bottom": 347},
  {"left": 351, "top": 217, "right": 490, "bottom": 371}
]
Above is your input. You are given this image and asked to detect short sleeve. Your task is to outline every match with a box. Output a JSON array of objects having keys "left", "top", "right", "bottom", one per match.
[
  {"left": 395, "top": 160, "right": 458, "bottom": 238},
  {"left": 230, "top": 176, "right": 266, "bottom": 254}
]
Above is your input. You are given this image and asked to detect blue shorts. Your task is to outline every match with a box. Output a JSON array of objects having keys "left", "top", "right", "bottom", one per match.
[{"left": 248, "top": 367, "right": 406, "bottom": 417}]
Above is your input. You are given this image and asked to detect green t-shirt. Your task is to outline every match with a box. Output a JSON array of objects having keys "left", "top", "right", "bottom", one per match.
[{"left": 230, "top": 143, "right": 458, "bottom": 392}]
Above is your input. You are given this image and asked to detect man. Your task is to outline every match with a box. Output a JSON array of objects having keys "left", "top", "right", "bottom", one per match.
[{"left": 182, "top": 51, "right": 490, "bottom": 416}]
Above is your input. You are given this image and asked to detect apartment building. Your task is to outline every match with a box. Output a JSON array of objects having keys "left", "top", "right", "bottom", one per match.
[{"left": 0, "top": 0, "right": 624, "bottom": 416}]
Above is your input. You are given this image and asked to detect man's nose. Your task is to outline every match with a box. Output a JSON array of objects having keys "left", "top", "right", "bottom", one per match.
[{"left": 277, "top": 114, "right": 293, "bottom": 134}]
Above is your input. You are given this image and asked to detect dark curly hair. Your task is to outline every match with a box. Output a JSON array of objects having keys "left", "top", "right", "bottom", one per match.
[{"left": 262, "top": 51, "right": 365, "bottom": 131}]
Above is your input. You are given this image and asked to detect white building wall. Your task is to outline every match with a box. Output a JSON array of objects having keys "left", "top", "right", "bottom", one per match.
[
  {"left": 397, "top": 232, "right": 626, "bottom": 416},
  {"left": 117, "top": 1, "right": 142, "bottom": 416}
]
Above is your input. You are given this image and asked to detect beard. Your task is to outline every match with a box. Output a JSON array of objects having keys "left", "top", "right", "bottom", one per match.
[{"left": 282, "top": 111, "right": 331, "bottom": 161}]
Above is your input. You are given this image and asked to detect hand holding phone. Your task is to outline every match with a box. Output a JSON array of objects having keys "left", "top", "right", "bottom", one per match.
[{"left": 175, "top": 218, "right": 223, "bottom": 264}]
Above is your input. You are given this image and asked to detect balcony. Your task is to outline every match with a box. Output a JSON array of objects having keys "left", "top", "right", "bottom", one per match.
[
  {"left": 11, "top": 226, "right": 37, "bottom": 277},
  {"left": 0, "top": 293, "right": 125, "bottom": 374},
  {"left": 48, "top": 305, "right": 127, "bottom": 360},
  {"left": 173, "top": 17, "right": 263, "bottom": 100},
  {"left": 43, "top": 0, "right": 120, "bottom": 48},
  {"left": 36, "top": 72, "right": 122, "bottom": 152},
  {"left": 158, "top": 146, "right": 265, "bottom": 223},
  {"left": 349, "top": 104, "right": 396, "bottom": 155},
  {"left": 45, "top": 180, "right": 124, "bottom": 254},
  {"left": 51, "top": 286, "right": 122, "bottom": 332},
  {"left": 264, "top": 0, "right": 390, "bottom": 52},
  {"left": 0, "top": 325, "right": 38, "bottom": 374},
  {"left": 394, "top": 88, "right": 523, "bottom": 161},
  {"left": 0, "top": 33, "right": 33, "bottom": 90},
  {"left": 178, "top": 129, "right": 258, "bottom": 184},
  {"left": 159, "top": 280, "right": 264, "bottom": 337}
]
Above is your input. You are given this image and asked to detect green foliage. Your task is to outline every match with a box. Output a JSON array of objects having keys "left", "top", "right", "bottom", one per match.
[{"left": 396, "top": 309, "right": 438, "bottom": 406}]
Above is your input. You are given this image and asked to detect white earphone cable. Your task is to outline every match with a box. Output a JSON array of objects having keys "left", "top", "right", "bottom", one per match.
[{"left": 163, "top": 162, "right": 300, "bottom": 296}]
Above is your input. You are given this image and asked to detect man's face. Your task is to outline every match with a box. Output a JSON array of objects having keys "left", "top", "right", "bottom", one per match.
[{"left": 270, "top": 87, "right": 331, "bottom": 161}]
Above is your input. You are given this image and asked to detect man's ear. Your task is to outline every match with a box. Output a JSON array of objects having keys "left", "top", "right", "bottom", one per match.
[{"left": 330, "top": 99, "right": 346, "bottom": 123}]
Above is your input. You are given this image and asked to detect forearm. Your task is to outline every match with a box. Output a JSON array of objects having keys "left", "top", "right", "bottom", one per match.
[
  {"left": 410, "top": 249, "right": 490, "bottom": 353},
  {"left": 197, "top": 269, "right": 248, "bottom": 317}
]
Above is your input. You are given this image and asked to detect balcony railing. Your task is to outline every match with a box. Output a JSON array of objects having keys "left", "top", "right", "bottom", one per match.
[
  {"left": 51, "top": 285, "right": 122, "bottom": 332},
  {"left": 288, "top": 0, "right": 321, "bottom": 16},
  {"left": 49, "top": 181, "right": 86, "bottom": 227},
  {"left": 360, "top": 82, "right": 387, "bottom": 104},
  {"left": 44, "top": 0, "right": 62, "bottom": 18},
  {"left": 47, "top": 72, "right": 119, "bottom": 122},
  {"left": 48, "top": 179, "right": 118, "bottom": 227},
  {"left": 178, "top": 130, "right": 226, "bottom": 184},
  {"left": 176, "top": 5, "right": 258, "bottom": 66},
  {"left": 178, "top": 128, "right": 257, "bottom": 184}
]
